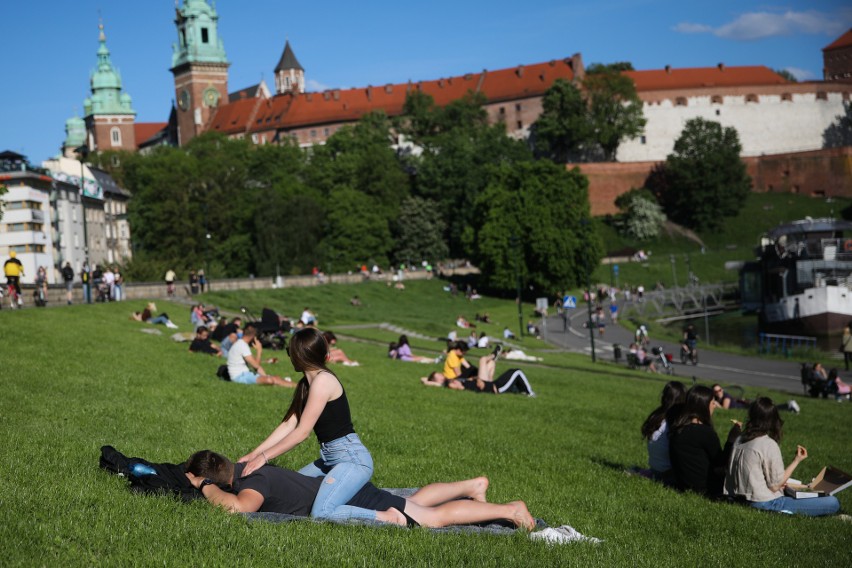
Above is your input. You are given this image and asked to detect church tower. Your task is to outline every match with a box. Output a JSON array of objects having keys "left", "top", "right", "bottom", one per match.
[
  {"left": 170, "top": 0, "right": 229, "bottom": 145},
  {"left": 274, "top": 40, "right": 305, "bottom": 94},
  {"left": 82, "top": 23, "right": 136, "bottom": 152}
]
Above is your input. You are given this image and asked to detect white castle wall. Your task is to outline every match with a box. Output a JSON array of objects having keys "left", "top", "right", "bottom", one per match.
[{"left": 617, "top": 92, "right": 848, "bottom": 163}]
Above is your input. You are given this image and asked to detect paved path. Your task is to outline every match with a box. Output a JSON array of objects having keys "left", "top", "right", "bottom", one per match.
[{"left": 541, "top": 308, "right": 817, "bottom": 396}]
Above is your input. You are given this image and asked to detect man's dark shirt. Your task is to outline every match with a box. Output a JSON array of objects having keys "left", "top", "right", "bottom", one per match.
[
  {"left": 231, "top": 463, "right": 405, "bottom": 515},
  {"left": 189, "top": 338, "right": 218, "bottom": 355},
  {"left": 62, "top": 265, "right": 74, "bottom": 282},
  {"left": 212, "top": 323, "right": 237, "bottom": 342}
]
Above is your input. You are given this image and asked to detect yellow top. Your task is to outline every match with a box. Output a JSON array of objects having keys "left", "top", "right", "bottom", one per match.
[
  {"left": 4, "top": 258, "right": 23, "bottom": 277},
  {"left": 444, "top": 350, "right": 464, "bottom": 380}
]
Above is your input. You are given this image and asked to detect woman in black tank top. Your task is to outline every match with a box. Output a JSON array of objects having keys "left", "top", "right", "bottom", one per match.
[{"left": 237, "top": 328, "right": 377, "bottom": 521}]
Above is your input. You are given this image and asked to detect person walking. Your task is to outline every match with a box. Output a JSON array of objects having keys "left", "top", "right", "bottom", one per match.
[
  {"left": 61, "top": 262, "right": 74, "bottom": 305},
  {"left": 164, "top": 269, "right": 176, "bottom": 297},
  {"left": 80, "top": 262, "right": 91, "bottom": 304},
  {"left": 842, "top": 326, "right": 852, "bottom": 371}
]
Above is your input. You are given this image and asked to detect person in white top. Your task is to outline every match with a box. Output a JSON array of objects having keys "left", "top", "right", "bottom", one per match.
[
  {"left": 300, "top": 307, "right": 317, "bottom": 326},
  {"left": 724, "top": 397, "right": 840, "bottom": 516},
  {"left": 641, "top": 381, "right": 686, "bottom": 483},
  {"left": 102, "top": 268, "right": 116, "bottom": 300},
  {"left": 226, "top": 323, "right": 294, "bottom": 388}
]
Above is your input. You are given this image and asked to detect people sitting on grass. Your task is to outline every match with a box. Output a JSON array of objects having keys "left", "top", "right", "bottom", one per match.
[
  {"left": 443, "top": 341, "right": 479, "bottom": 382},
  {"left": 475, "top": 313, "right": 492, "bottom": 324},
  {"left": 300, "top": 307, "right": 317, "bottom": 326},
  {"left": 467, "top": 331, "right": 479, "bottom": 349},
  {"left": 226, "top": 323, "right": 293, "bottom": 387},
  {"left": 499, "top": 347, "right": 542, "bottom": 362},
  {"left": 629, "top": 343, "right": 657, "bottom": 373},
  {"left": 640, "top": 381, "right": 686, "bottom": 484},
  {"left": 184, "top": 450, "right": 535, "bottom": 529},
  {"left": 211, "top": 317, "right": 242, "bottom": 357},
  {"left": 669, "top": 386, "right": 740, "bottom": 498},
  {"left": 189, "top": 326, "right": 222, "bottom": 357},
  {"left": 476, "top": 332, "right": 490, "bottom": 349},
  {"left": 526, "top": 321, "right": 541, "bottom": 339},
  {"left": 132, "top": 302, "right": 178, "bottom": 329},
  {"left": 391, "top": 335, "right": 435, "bottom": 363},
  {"left": 826, "top": 368, "right": 852, "bottom": 399},
  {"left": 456, "top": 315, "right": 475, "bottom": 329},
  {"left": 724, "top": 397, "right": 840, "bottom": 516},
  {"left": 503, "top": 327, "right": 516, "bottom": 340},
  {"left": 322, "top": 331, "right": 360, "bottom": 366}
]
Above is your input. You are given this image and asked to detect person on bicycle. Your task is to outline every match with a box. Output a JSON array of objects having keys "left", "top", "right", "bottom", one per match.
[
  {"left": 4, "top": 251, "right": 24, "bottom": 306},
  {"left": 34, "top": 266, "right": 48, "bottom": 306},
  {"left": 682, "top": 324, "right": 698, "bottom": 360}
]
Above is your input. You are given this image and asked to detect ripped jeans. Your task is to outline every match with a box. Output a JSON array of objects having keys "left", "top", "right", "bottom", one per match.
[{"left": 298, "top": 433, "right": 376, "bottom": 521}]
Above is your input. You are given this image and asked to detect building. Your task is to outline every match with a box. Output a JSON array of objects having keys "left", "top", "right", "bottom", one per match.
[
  {"left": 823, "top": 28, "right": 852, "bottom": 82},
  {"left": 0, "top": 151, "right": 57, "bottom": 284},
  {"left": 91, "top": 168, "right": 132, "bottom": 264}
]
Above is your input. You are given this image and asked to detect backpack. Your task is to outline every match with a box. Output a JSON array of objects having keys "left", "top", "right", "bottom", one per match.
[{"left": 216, "top": 365, "right": 231, "bottom": 381}]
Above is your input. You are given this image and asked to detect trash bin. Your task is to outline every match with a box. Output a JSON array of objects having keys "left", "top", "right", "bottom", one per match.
[{"left": 613, "top": 343, "right": 622, "bottom": 362}]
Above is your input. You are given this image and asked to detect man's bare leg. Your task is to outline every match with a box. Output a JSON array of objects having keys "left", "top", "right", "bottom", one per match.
[
  {"left": 408, "top": 477, "right": 489, "bottom": 506},
  {"left": 256, "top": 375, "right": 296, "bottom": 388},
  {"left": 402, "top": 499, "right": 535, "bottom": 530},
  {"left": 477, "top": 356, "right": 496, "bottom": 382}
]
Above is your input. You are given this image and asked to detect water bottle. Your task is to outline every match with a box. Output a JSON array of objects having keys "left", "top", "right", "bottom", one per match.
[{"left": 129, "top": 462, "right": 158, "bottom": 477}]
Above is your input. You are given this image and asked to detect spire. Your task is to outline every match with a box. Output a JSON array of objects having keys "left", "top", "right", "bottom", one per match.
[
  {"left": 275, "top": 40, "right": 304, "bottom": 72},
  {"left": 171, "top": 0, "right": 228, "bottom": 69},
  {"left": 86, "top": 21, "right": 135, "bottom": 117}
]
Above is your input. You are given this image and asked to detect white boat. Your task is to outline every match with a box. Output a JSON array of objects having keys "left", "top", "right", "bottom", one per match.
[{"left": 740, "top": 218, "right": 852, "bottom": 336}]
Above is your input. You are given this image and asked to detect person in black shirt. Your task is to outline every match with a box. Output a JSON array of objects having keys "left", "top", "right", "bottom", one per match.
[
  {"left": 189, "top": 326, "right": 221, "bottom": 356},
  {"left": 669, "top": 385, "right": 740, "bottom": 497},
  {"left": 185, "top": 450, "right": 535, "bottom": 529},
  {"left": 61, "top": 262, "right": 75, "bottom": 305}
]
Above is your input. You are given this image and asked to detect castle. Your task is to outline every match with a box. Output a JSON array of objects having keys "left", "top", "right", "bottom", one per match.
[{"left": 62, "top": 2, "right": 852, "bottom": 193}]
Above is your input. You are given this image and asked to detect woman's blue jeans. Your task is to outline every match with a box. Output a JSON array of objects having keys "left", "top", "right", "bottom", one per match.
[
  {"left": 298, "top": 433, "right": 376, "bottom": 521},
  {"left": 751, "top": 495, "right": 840, "bottom": 516}
]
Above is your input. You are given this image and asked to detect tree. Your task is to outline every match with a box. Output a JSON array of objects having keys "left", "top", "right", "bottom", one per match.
[
  {"left": 473, "top": 161, "right": 603, "bottom": 292},
  {"left": 320, "top": 187, "right": 392, "bottom": 270},
  {"left": 393, "top": 196, "right": 448, "bottom": 264},
  {"left": 613, "top": 188, "right": 666, "bottom": 240},
  {"left": 586, "top": 61, "right": 634, "bottom": 73},
  {"left": 774, "top": 69, "right": 798, "bottom": 83},
  {"left": 0, "top": 183, "right": 6, "bottom": 222},
  {"left": 530, "top": 79, "right": 591, "bottom": 163},
  {"left": 532, "top": 66, "right": 645, "bottom": 163},
  {"left": 659, "top": 118, "right": 751, "bottom": 231},
  {"left": 823, "top": 101, "right": 852, "bottom": 148}
]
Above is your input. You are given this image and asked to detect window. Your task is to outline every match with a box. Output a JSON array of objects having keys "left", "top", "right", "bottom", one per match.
[
  {"left": 516, "top": 121, "right": 523, "bottom": 130},
  {"left": 515, "top": 103, "right": 522, "bottom": 112},
  {"left": 816, "top": 92, "right": 828, "bottom": 101},
  {"left": 251, "top": 134, "right": 259, "bottom": 143},
  {"left": 74, "top": 234, "right": 79, "bottom": 247},
  {"left": 110, "top": 127, "right": 122, "bottom": 146},
  {"left": 498, "top": 107, "right": 505, "bottom": 115},
  {"left": 323, "top": 128, "right": 330, "bottom": 136},
  {"left": 711, "top": 95, "right": 723, "bottom": 104},
  {"left": 7, "top": 222, "right": 43, "bottom": 232},
  {"left": 4, "top": 200, "right": 41, "bottom": 211},
  {"left": 640, "top": 135, "right": 647, "bottom": 145},
  {"left": 745, "top": 94, "right": 759, "bottom": 103},
  {"left": 111, "top": 155, "right": 120, "bottom": 167},
  {"left": 715, "top": 109, "right": 721, "bottom": 116},
  {"left": 310, "top": 130, "right": 317, "bottom": 138},
  {"left": 675, "top": 97, "right": 688, "bottom": 106},
  {"left": 10, "top": 244, "right": 44, "bottom": 253},
  {"left": 285, "top": 76, "right": 291, "bottom": 89},
  {"left": 201, "top": 28, "right": 209, "bottom": 43}
]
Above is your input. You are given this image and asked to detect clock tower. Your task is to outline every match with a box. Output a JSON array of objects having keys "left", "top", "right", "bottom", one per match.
[{"left": 170, "top": 0, "right": 229, "bottom": 145}]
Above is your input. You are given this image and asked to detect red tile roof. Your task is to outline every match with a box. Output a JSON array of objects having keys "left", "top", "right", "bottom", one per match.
[
  {"left": 624, "top": 65, "right": 788, "bottom": 92},
  {"left": 207, "top": 98, "right": 263, "bottom": 134},
  {"left": 824, "top": 29, "right": 852, "bottom": 51},
  {"left": 134, "top": 122, "right": 167, "bottom": 145}
]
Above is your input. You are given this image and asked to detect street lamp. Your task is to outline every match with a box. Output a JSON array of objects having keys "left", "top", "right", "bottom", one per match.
[
  {"left": 580, "top": 219, "right": 596, "bottom": 362},
  {"left": 669, "top": 254, "right": 678, "bottom": 289},
  {"left": 510, "top": 234, "right": 523, "bottom": 338}
]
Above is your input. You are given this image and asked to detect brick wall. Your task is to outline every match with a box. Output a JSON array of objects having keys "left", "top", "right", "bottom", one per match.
[{"left": 572, "top": 146, "right": 852, "bottom": 216}]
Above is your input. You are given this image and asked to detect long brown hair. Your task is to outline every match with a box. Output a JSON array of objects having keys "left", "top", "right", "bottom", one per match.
[
  {"left": 672, "top": 385, "right": 715, "bottom": 433},
  {"left": 740, "top": 397, "right": 784, "bottom": 444},
  {"left": 641, "top": 381, "right": 686, "bottom": 439},
  {"left": 283, "top": 328, "right": 337, "bottom": 422}
]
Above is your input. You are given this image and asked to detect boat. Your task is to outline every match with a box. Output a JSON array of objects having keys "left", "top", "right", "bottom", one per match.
[{"left": 740, "top": 218, "right": 852, "bottom": 337}]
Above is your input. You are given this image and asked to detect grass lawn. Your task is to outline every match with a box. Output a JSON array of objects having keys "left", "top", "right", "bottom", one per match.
[{"left": 1, "top": 280, "right": 850, "bottom": 566}]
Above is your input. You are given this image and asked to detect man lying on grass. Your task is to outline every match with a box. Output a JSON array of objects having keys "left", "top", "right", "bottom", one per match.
[
  {"left": 184, "top": 450, "right": 535, "bottom": 529},
  {"left": 422, "top": 352, "right": 535, "bottom": 396}
]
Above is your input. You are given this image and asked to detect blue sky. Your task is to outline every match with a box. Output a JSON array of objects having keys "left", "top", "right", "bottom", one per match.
[{"left": 2, "top": 0, "right": 849, "bottom": 165}]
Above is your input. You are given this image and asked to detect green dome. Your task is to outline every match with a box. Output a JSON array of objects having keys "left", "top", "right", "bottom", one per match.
[
  {"left": 85, "top": 24, "right": 135, "bottom": 117},
  {"left": 64, "top": 115, "right": 86, "bottom": 148}
]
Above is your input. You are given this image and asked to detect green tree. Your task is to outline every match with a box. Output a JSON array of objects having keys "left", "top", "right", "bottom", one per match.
[
  {"left": 586, "top": 61, "right": 635, "bottom": 73},
  {"left": 823, "top": 101, "right": 852, "bottom": 148},
  {"left": 473, "top": 161, "right": 603, "bottom": 292},
  {"left": 321, "top": 188, "right": 392, "bottom": 270},
  {"left": 530, "top": 79, "right": 591, "bottom": 163},
  {"left": 613, "top": 188, "right": 666, "bottom": 240},
  {"left": 533, "top": 66, "right": 645, "bottom": 162},
  {"left": 659, "top": 118, "right": 751, "bottom": 231},
  {"left": 394, "top": 196, "right": 448, "bottom": 264},
  {"left": 774, "top": 69, "right": 798, "bottom": 82}
]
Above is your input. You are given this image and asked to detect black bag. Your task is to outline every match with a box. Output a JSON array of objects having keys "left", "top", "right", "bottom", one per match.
[{"left": 216, "top": 365, "right": 231, "bottom": 381}]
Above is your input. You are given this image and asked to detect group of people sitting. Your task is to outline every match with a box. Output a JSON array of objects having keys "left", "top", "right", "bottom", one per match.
[
  {"left": 802, "top": 362, "right": 852, "bottom": 400},
  {"left": 421, "top": 341, "right": 536, "bottom": 396},
  {"left": 640, "top": 381, "right": 840, "bottom": 517}
]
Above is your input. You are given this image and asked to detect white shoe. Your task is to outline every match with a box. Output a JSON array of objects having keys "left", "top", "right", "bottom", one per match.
[
  {"left": 165, "top": 322, "right": 178, "bottom": 329},
  {"left": 788, "top": 400, "right": 800, "bottom": 414}
]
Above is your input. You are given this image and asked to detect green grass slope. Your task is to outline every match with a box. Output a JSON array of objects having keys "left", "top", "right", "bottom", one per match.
[{"left": 0, "top": 282, "right": 850, "bottom": 566}]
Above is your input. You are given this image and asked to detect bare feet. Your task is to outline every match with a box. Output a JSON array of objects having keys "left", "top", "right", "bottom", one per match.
[
  {"left": 376, "top": 507, "right": 406, "bottom": 526},
  {"left": 508, "top": 501, "right": 535, "bottom": 531},
  {"left": 470, "top": 477, "right": 489, "bottom": 503}
]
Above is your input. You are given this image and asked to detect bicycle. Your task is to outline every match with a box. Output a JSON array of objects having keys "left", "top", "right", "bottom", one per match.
[
  {"left": 680, "top": 341, "right": 698, "bottom": 366},
  {"left": 4, "top": 281, "right": 20, "bottom": 309}
]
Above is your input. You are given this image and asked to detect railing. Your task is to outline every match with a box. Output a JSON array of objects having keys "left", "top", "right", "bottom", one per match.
[{"left": 759, "top": 332, "right": 817, "bottom": 356}]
